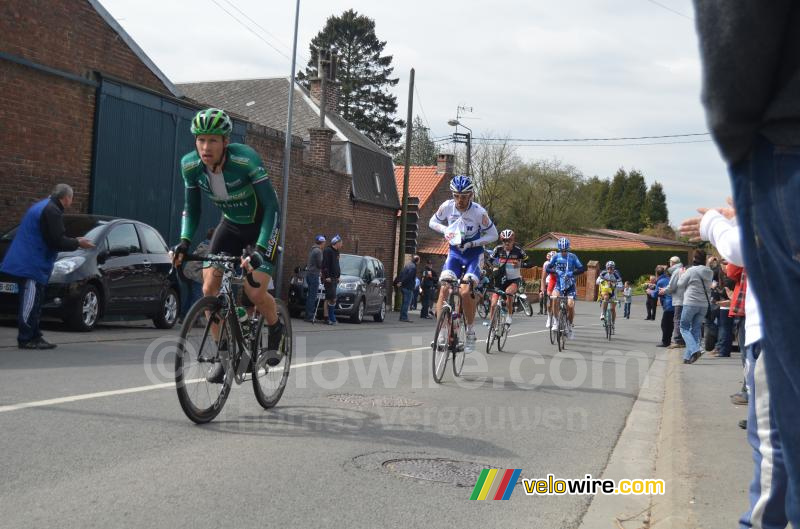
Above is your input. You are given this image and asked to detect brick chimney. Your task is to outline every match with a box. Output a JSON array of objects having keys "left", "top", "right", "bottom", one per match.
[
  {"left": 436, "top": 153, "right": 455, "bottom": 176},
  {"left": 309, "top": 50, "right": 340, "bottom": 114},
  {"left": 308, "top": 127, "right": 335, "bottom": 169}
]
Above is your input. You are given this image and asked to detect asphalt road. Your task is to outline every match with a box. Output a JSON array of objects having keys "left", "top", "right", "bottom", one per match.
[{"left": 0, "top": 301, "right": 660, "bottom": 529}]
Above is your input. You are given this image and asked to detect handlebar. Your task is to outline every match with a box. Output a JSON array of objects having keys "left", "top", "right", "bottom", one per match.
[{"left": 175, "top": 252, "right": 261, "bottom": 288}]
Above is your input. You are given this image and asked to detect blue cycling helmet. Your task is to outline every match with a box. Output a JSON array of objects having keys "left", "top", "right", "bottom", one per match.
[
  {"left": 606, "top": 260, "right": 615, "bottom": 269},
  {"left": 450, "top": 175, "right": 474, "bottom": 193},
  {"left": 557, "top": 237, "right": 570, "bottom": 251}
]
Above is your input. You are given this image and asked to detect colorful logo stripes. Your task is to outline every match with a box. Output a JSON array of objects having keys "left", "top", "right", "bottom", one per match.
[{"left": 470, "top": 469, "right": 522, "bottom": 500}]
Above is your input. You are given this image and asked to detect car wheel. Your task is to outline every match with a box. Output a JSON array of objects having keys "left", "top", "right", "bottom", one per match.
[
  {"left": 66, "top": 284, "right": 100, "bottom": 332},
  {"left": 153, "top": 288, "right": 179, "bottom": 329},
  {"left": 350, "top": 298, "right": 365, "bottom": 324},
  {"left": 373, "top": 298, "right": 386, "bottom": 322}
]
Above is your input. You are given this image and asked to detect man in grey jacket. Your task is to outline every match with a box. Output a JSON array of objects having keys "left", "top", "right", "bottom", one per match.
[
  {"left": 663, "top": 256, "right": 686, "bottom": 348},
  {"left": 304, "top": 235, "right": 325, "bottom": 322},
  {"left": 675, "top": 250, "right": 713, "bottom": 364}
]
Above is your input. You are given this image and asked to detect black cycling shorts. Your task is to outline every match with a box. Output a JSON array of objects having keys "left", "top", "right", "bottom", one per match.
[{"left": 209, "top": 217, "right": 275, "bottom": 275}]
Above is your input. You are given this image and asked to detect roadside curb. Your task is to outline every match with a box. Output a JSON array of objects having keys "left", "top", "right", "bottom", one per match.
[{"left": 578, "top": 350, "right": 668, "bottom": 529}]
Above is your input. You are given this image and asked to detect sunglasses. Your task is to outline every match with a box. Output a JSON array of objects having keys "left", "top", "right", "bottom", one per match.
[{"left": 452, "top": 192, "right": 472, "bottom": 199}]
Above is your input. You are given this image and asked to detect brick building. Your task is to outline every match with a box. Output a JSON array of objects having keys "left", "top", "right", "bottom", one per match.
[
  {"left": 1, "top": 0, "right": 400, "bottom": 294},
  {"left": 0, "top": 0, "right": 180, "bottom": 228}
]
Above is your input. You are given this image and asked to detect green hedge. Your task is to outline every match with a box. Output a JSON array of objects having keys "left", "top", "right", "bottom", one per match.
[{"left": 522, "top": 248, "right": 690, "bottom": 283}]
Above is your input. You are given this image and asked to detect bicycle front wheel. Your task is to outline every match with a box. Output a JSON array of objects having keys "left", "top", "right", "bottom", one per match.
[
  {"left": 486, "top": 310, "right": 498, "bottom": 354},
  {"left": 557, "top": 313, "right": 568, "bottom": 351},
  {"left": 432, "top": 306, "right": 451, "bottom": 384},
  {"left": 452, "top": 313, "right": 466, "bottom": 377},
  {"left": 252, "top": 300, "right": 293, "bottom": 409},
  {"left": 175, "top": 296, "right": 233, "bottom": 424},
  {"left": 499, "top": 321, "right": 510, "bottom": 351}
]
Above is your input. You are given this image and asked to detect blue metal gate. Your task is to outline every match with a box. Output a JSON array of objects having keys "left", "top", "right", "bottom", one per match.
[{"left": 90, "top": 78, "right": 246, "bottom": 246}]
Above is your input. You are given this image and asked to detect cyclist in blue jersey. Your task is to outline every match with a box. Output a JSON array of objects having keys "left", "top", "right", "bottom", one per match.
[
  {"left": 546, "top": 237, "right": 585, "bottom": 339},
  {"left": 429, "top": 175, "right": 498, "bottom": 353}
]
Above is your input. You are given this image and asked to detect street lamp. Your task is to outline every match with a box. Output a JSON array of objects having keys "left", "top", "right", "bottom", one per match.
[{"left": 447, "top": 119, "right": 472, "bottom": 176}]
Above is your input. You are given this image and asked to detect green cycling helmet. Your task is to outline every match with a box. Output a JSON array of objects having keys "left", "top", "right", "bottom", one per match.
[{"left": 190, "top": 108, "right": 233, "bottom": 136}]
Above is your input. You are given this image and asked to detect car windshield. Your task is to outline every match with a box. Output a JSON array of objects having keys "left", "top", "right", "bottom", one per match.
[
  {"left": 63, "top": 217, "right": 110, "bottom": 242},
  {"left": 339, "top": 255, "right": 364, "bottom": 277}
]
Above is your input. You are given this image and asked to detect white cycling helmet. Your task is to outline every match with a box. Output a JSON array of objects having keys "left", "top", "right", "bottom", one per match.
[{"left": 500, "top": 229, "right": 514, "bottom": 241}]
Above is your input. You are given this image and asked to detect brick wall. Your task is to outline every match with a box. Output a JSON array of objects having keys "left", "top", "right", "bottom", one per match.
[
  {"left": 1, "top": 0, "right": 175, "bottom": 229},
  {"left": 246, "top": 126, "right": 397, "bottom": 291}
]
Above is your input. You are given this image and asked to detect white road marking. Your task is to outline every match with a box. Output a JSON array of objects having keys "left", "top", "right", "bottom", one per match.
[{"left": 0, "top": 325, "right": 600, "bottom": 413}]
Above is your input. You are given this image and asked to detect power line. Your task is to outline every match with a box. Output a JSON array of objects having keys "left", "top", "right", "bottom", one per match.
[
  {"left": 210, "top": 0, "right": 309, "bottom": 65},
  {"left": 498, "top": 139, "right": 713, "bottom": 147},
  {"left": 413, "top": 83, "right": 435, "bottom": 136},
  {"left": 476, "top": 132, "right": 710, "bottom": 142},
  {"left": 644, "top": 0, "right": 694, "bottom": 20},
  {"left": 222, "top": 0, "right": 311, "bottom": 65}
]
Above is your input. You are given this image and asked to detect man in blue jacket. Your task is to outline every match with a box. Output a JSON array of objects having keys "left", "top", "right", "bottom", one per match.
[
  {"left": 654, "top": 265, "right": 673, "bottom": 348},
  {"left": 395, "top": 255, "right": 419, "bottom": 322},
  {"left": 1, "top": 184, "right": 94, "bottom": 349}
]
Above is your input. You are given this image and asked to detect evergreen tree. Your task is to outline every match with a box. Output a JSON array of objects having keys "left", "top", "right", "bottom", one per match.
[
  {"left": 620, "top": 169, "right": 647, "bottom": 232},
  {"left": 603, "top": 168, "right": 628, "bottom": 229},
  {"left": 394, "top": 116, "right": 437, "bottom": 165},
  {"left": 642, "top": 182, "right": 669, "bottom": 227},
  {"left": 298, "top": 10, "right": 404, "bottom": 153}
]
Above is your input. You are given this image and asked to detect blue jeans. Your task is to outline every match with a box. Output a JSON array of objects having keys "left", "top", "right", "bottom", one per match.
[
  {"left": 623, "top": 301, "right": 631, "bottom": 318},
  {"left": 400, "top": 288, "right": 412, "bottom": 320},
  {"left": 740, "top": 342, "right": 788, "bottom": 529},
  {"left": 17, "top": 278, "right": 44, "bottom": 344},
  {"left": 714, "top": 308, "right": 733, "bottom": 356},
  {"left": 730, "top": 135, "right": 800, "bottom": 524},
  {"left": 679, "top": 304, "right": 705, "bottom": 360},
  {"left": 305, "top": 274, "right": 320, "bottom": 320}
]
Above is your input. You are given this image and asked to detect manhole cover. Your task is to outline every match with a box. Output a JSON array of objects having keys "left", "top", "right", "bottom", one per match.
[
  {"left": 382, "top": 458, "right": 500, "bottom": 488},
  {"left": 327, "top": 393, "right": 423, "bottom": 408}
]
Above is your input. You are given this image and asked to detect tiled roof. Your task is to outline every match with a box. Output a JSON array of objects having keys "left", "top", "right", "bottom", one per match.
[
  {"left": 417, "top": 236, "right": 449, "bottom": 256},
  {"left": 527, "top": 232, "right": 649, "bottom": 250},
  {"left": 583, "top": 228, "right": 693, "bottom": 248},
  {"left": 176, "top": 77, "right": 388, "bottom": 156},
  {"left": 393, "top": 166, "right": 447, "bottom": 209}
]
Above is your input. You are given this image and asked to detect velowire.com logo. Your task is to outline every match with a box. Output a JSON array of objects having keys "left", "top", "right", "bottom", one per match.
[{"left": 470, "top": 469, "right": 522, "bottom": 500}]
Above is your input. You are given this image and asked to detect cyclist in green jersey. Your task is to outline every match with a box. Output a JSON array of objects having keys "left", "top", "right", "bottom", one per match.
[{"left": 172, "top": 108, "right": 283, "bottom": 383}]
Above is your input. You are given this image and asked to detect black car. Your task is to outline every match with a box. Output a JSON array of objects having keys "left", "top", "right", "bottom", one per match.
[
  {"left": 288, "top": 253, "right": 387, "bottom": 323},
  {"left": 0, "top": 215, "right": 179, "bottom": 331}
]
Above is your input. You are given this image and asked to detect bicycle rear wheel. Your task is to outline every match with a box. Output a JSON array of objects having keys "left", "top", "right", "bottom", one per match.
[
  {"left": 432, "top": 306, "right": 451, "bottom": 384},
  {"left": 548, "top": 311, "right": 556, "bottom": 344},
  {"left": 522, "top": 298, "right": 533, "bottom": 317},
  {"left": 477, "top": 296, "right": 489, "bottom": 319},
  {"left": 175, "top": 296, "right": 233, "bottom": 424},
  {"left": 252, "top": 300, "right": 293, "bottom": 409}
]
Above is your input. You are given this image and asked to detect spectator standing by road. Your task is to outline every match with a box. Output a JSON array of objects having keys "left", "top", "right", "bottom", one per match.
[
  {"left": 321, "top": 235, "right": 342, "bottom": 325},
  {"left": 304, "top": 235, "right": 325, "bottom": 322},
  {"left": 0, "top": 184, "right": 94, "bottom": 349},
  {"left": 395, "top": 255, "right": 419, "bottom": 322}
]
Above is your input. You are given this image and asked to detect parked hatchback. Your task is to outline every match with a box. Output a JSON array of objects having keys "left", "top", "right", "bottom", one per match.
[
  {"left": 288, "top": 253, "right": 387, "bottom": 323},
  {"left": 0, "top": 215, "right": 179, "bottom": 331}
]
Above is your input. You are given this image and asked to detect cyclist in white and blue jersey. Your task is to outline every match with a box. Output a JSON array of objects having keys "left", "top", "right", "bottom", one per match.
[
  {"left": 429, "top": 175, "right": 498, "bottom": 353},
  {"left": 546, "top": 237, "right": 585, "bottom": 338}
]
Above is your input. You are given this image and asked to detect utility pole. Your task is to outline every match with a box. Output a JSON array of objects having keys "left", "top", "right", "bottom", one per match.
[
  {"left": 275, "top": 0, "right": 300, "bottom": 299},
  {"left": 395, "top": 68, "right": 414, "bottom": 311}
]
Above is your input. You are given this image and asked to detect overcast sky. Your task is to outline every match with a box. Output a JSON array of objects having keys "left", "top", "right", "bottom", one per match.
[{"left": 101, "top": 0, "right": 731, "bottom": 226}]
